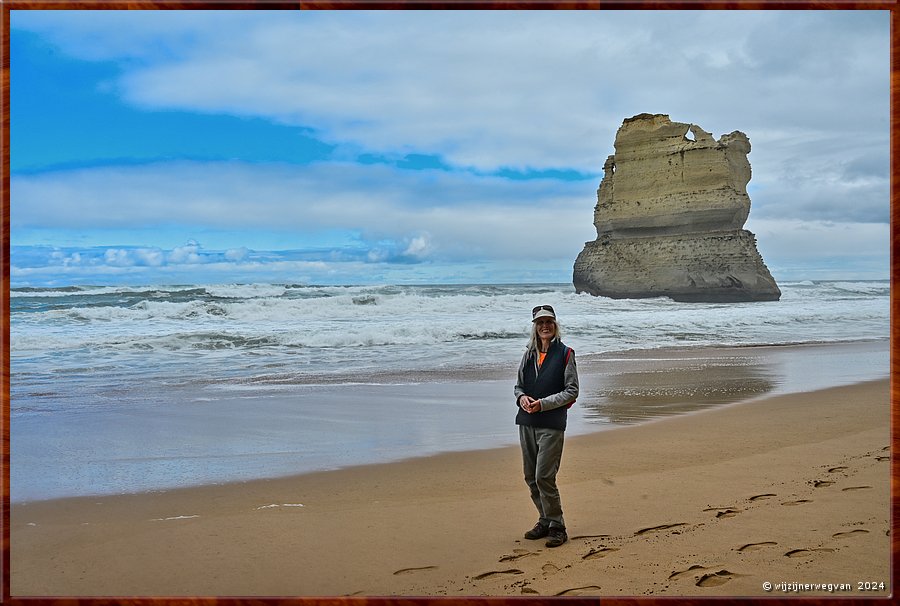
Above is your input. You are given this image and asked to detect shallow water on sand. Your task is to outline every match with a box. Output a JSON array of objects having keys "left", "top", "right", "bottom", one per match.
[{"left": 11, "top": 340, "right": 888, "bottom": 503}]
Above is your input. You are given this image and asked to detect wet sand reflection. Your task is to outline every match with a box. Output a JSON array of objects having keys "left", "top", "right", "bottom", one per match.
[{"left": 577, "top": 353, "right": 779, "bottom": 425}]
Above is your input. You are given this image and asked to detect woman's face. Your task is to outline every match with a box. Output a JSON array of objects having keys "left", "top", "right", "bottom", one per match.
[{"left": 535, "top": 318, "right": 556, "bottom": 340}]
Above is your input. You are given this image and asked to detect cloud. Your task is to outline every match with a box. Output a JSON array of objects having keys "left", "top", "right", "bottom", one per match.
[
  {"left": 104, "top": 248, "right": 133, "bottom": 267},
  {"left": 747, "top": 218, "right": 889, "bottom": 278},
  {"left": 9, "top": 246, "right": 340, "bottom": 287},
  {"left": 749, "top": 137, "right": 889, "bottom": 224},
  {"left": 365, "top": 233, "right": 434, "bottom": 264},
  {"left": 11, "top": 160, "right": 598, "bottom": 263},
  {"left": 134, "top": 248, "right": 165, "bottom": 266},
  {"left": 101, "top": 246, "right": 176, "bottom": 267},
  {"left": 224, "top": 247, "right": 249, "bottom": 262},
  {"left": 404, "top": 235, "right": 431, "bottom": 258},
  {"left": 12, "top": 11, "right": 889, "bottom": 175},
  {"left": 167, "top": 240, "right": 205, "bottom": 264},
  {"left": 21, "top": 241, "right": 232, "bottom": 271},
  {"left": 11, "top": 148, "right": 889, "bottom": 283},
  {"left": 9, "top": 10, "right": 890, "bottom": 285}
]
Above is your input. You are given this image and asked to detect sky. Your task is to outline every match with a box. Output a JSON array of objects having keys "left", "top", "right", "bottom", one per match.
[{"left": 7, "top": 9, "right": 891, "bottom": 287}]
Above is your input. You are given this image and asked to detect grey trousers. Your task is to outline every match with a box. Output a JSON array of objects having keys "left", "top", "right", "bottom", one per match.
[{"left": 519, "top": 424, "right": 566, "bottom": 529}]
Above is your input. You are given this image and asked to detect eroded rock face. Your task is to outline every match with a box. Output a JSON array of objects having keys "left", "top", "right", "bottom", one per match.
[{"left": 574, "top": 114, "right": 781, "bottom": 302}]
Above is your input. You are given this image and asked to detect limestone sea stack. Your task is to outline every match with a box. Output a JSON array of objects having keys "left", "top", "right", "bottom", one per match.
[{"left": 573, "top": 113, "right": 781, "bottom": 302}]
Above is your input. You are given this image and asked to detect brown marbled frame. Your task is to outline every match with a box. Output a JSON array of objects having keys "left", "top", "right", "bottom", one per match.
[{"left": 0, "top": 1, "right": 896, "bottom": 605}]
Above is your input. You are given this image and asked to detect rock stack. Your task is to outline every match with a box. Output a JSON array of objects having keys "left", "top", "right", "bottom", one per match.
[{"left": 573, "top": 113, "right": 781, "bottom": 302}]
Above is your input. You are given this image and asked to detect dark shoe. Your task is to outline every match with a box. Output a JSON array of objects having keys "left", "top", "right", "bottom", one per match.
[
  {"left": 524, "top": 522, "right": 550, "bottom": 540},
  {"left": 545, "top": 527, "right": 568, "bottom": 548}
]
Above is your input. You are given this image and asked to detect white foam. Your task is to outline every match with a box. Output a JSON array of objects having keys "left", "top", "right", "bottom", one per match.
[
  {"left": 10, "top": 281, "right": 890, "bottom": 384},
  {"left": 150, "top": 515, "right": 200, "bottom": 521}
]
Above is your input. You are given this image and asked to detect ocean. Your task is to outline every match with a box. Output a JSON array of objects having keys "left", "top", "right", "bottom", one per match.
[{"left": 10, "top": 280, "right": 890, "bottom": 502}]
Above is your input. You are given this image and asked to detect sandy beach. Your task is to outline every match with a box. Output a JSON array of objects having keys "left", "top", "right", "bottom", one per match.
[{"left": 10, "top": 373, "right": 891, "bottom": 597}]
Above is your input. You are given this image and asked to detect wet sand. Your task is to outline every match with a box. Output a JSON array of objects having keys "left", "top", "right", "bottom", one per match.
[
  {"left": 11, "top": 340, "right": 889, "bottom": 503},
  {"left": 10, "top": 376, "right": 890, "bottom": 597}
]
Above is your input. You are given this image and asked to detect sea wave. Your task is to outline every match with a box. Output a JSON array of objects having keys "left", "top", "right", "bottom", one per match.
[{"left": 9, "top": 281, "right": 889, "bottom": 388}]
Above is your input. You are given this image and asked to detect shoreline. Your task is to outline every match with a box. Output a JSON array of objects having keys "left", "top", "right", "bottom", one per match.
[
  {"left": 11, "top": 339, "right": 889, "bottom": 504},
  {"left": 10, "top": 377, "right": 891, "bottom": 597},
  {"left": 226, "top": 338, "right": 892, "bottom": 386}
]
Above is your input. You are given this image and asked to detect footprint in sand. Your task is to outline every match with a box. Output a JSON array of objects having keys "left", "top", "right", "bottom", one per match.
[
  {"left": 715, "top": 509, "right": 741, "bottom": 519},
  {"left": 812, "top": 480, "right": 834, "bottom": 488},
  {"left": 473, "top": 569, "right": 523, "bottom": 580},
  {"left": 696, "top": 570, "right": 739, "bottom": 587},
  {"left": 635, "top": 523, "right": 688, "bottom": 536},
  {"left": 781, "top": 499, "right": 812, "bottom": 506},
  {"left": 827, "top": 466, "right": 849, "bottom": 473},
  {"left": 737, "top": 542, "right": 778, "bottom": 552},
  {"left": 393, "top": 566, "right": 438, "bottom": 575},
  {"left": 542, "top": 563, "right": 560, "bottom": 575},
  {"left": 669, "top": 565, "right": 712, "bottom": 581},
  {"left": 749, "top": 493, "right": 777, "bottom": 502},
  {"left": 875, "top": 456, "right": 890, "bottom": 462},
  {"left": 785, "top": 548, "right": 834, "bottom": 558},
  {"left": 582, "top": 547, "right": 619, "bottom": 560},
  {"left": 842, "top": 486, "right": 872, "bottom": 492},
  {"left": 571, "top": 534, "right": 611, "bottom": 540},
  {"left": 703, "top": 507, "right": 740, "bottom": 518},
  {"left": 499, "top": 551, "right": 537, "bottom": 563},
  {"left": 832, "top": 529, "right": 870, "bottom": 539},
  {"left": 555, "top": 586, "right": 602, "bottom": 596}
]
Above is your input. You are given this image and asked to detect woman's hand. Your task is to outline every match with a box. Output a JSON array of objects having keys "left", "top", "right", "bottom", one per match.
[{"left": 519, "top": 396, "right": 542, "bottom": 414}]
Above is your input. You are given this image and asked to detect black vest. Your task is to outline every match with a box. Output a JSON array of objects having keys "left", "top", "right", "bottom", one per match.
[{"left": 516, "top": 340, "right": 570, "bottom": 431}]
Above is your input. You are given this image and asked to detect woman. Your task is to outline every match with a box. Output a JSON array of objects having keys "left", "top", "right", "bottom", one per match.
[{"left": 514, "top": 304, "right": 579, "bottom": 548}]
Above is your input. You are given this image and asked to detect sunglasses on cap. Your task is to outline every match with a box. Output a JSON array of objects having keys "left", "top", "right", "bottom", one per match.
[{"left": 532, "top": 305, "right": 555, "bottom": 318}]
